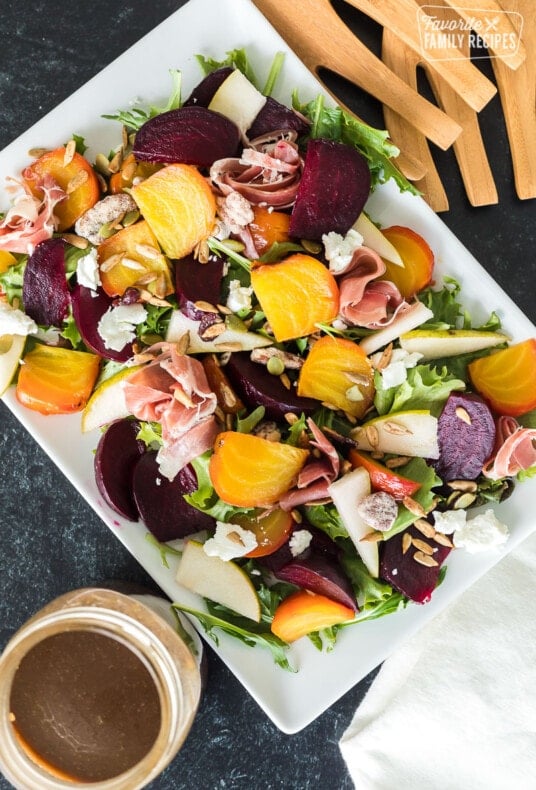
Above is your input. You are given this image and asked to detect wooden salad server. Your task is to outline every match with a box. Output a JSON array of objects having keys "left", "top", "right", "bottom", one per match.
[
  {"left": 343, "top": 0, "right": 497, "bottom": 111},
  {"left": 440, "top": 0, "right": 526, "bottom": 70},
  {"left": 493, "top": 0, "right": 536, "bottom": 199},
  {"left": 381, "top": 28, "right": 449, "bottom": 212},
  {"left": 252, "top": 0, "right": 462, "bottom": 152}
]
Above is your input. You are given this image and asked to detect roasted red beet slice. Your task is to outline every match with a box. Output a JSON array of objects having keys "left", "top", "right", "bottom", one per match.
[
  {"left": 183, "top": 66, "right": 234, "bottom": 107},
  {"left": 434, "top": 392, "right": 496, "bottom": 481},
  {"left": 289, "top": 138, "right": 371, "bottom": 240},
  {"left": 275, "top": 551, "right": 357, "bottom": 611},
  {"left": 71, "top": 284, "right": 133, "bottom": 362},
  {"left": 132, "top": 452, "right": 215, "bottom": 542},
  {"left": 247, "top": 97, "right": 310, "bottom": 139},
  {"left": 224, "top": 351, "right": 318, "bottom": 420},
  {"left": 22, "top": 238, "right": 70, "bottom": 326},
  {"left": 380, "top": 523, "right": 452, "bottom": 604},
  {"left": 175, "top": 253, "right": 224, "bottom": 318},
  {"left": 94, "top": 418, "right": 144, "bottom": 521},
  {"left": 133, "top": 106, "right": 240, "bottom": 167}
]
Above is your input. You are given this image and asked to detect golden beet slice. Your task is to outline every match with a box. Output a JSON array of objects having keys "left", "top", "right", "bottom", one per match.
[
  {"left": 98, "top": 220, "right": 173, "bottom": 298},
  {"left": 209, "top": 431, "right": 309, "bottom": 507},
  {"left": 131, "top": 164, "right": 216, "bottom": 259},
  {"left": 23, "top": 147, "right": 101, "bottom": 231},
  {"left": 468, "top": 339, "right": 536, "bottom": 416},
  {"left": 250, "top": 253, "right": 339, "bottom": 342},
  {"left": 298, "top": 335, "right": 375, "bottom": 418}
]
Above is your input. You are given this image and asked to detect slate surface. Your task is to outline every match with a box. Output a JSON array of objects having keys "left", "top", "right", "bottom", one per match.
[{"left": 0, "top": 2, "right": 534, "bottom": 788}]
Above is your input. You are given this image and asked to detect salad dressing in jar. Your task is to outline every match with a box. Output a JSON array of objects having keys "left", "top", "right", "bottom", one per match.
[{"left": 0, "top": 588, "right": 203, "bottom": 790}]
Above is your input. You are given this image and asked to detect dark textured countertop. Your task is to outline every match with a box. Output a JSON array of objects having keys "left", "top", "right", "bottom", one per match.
[{"left": 0, "top": 2, "right": 534, "bottom": 788}]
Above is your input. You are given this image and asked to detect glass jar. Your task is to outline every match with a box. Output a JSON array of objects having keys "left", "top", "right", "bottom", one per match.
[{"left": 0, "top": 588, "right": 203, "bottom": 790}]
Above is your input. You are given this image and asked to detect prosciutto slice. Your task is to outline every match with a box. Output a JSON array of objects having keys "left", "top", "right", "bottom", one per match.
[
  {"left": 280, "top": 419, "right": 339, "bottom": 511},
  {"left": 0, "top": 175, "right": 65, "bottom": 254},
  {"left": 210, "top": 132, "right": 303, "bottom": 210},
  {"left": 483, "top": 416, "right": 536, "bottom": 480},
  {"left": 124, "top": 343, "right": 218, "bottom": 480},
  {"left": 331, "top": 246, "right": 409, "bottom": 328}
]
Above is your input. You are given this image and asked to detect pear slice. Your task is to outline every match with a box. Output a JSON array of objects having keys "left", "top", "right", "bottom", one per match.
[
  {"left": 399, "top": 329, "right": 508, "bottom": 361},
  {"left": 359, "top": 301, "right": 434, "bottom": 356},
  {"left": 208, "top": 69, "right": 266, "bottom": 136},
  {"left": 176, "top": 540, "right": 261, "bottom": 622},
  {"left": 0, "top": 334, "right": 25, "bottom": 398},
  {"left": 81, "top": 364, "right": 142, "bottom": 433},
  {"left": 351, "top": 410, "right": 439, "bottom": 459},
  {"left": 166, "top": 309, "right": 272, "bottom": 353},
  {"left": 328, "top": 467, "right": 379, "bottom": 577},
  {"left": 352, "top": 213, "right": 404, "bottom": 267}
]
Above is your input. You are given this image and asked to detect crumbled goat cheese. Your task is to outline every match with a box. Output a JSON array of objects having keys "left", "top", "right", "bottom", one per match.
[
  {"left": 0, "top": 302, "right": 37, "bottom": 336},
  {"left": 289, "top": 529, "right": 313, "bottom": 557},
  {"left": 203, "top": 521, "right": 258, "bottom": 561},
  {"left": 432, "top": 508, "right": 467, "bottom": 535},
  {"left": 227, "top": 279, "right": 253, "bottom": 313},
  {"left": 453, "top": 509, "right": 509, "bottom": 554},
  {"left": 97, "top": 303, "right": 147, "bottom": 352},
  {"left": 322, "top": 228, "right": 363, "bottom": 273},
  {"left": 76, "top": 247, "right": 101, "bottom": 290},
  {"left": 371, "top": 348, "right": 424, "bottom": 389}
]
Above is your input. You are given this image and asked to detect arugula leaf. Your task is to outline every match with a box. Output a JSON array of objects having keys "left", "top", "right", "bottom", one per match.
[
  {"left": 172, "top": 603, "right": 295, "bottom": 671},
  {"left": 262, "top": 52, "right": 285, "bottom": 96},
  {"left": 374, "top": 364, "right": 466, "bottom": 417},
  {"left": 195, "top": 49, "right": 258, "bottom": 87},
  {"left": 258, "top": 241, "right": 304, "bottom": 263},
  {"left": 60, "top": 311, "right": 83, "bottom": 349},
  {"left": 292, "top": 92, "right": 417, "bottom": 194},
  {"left": 235, "top": 406, "right": 265, "bottom": 434},
  {"left": 208, "top": 237, "right": 251, "bottom": 272},
  {"left": 136, "top": 302, "right": 175, "bottom": 343},
  {"left": 102, "top": 69, "right": 182, "bottom": 130},
  {"left": 145, "top": 532, "right": 182, "bottom": 569}
]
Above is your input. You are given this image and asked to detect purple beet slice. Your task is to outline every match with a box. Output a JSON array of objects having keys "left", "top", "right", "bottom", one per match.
[
  {"left": 289, "top": 138, "right": 371, "bottom": 240},
  {"left": 224, "top": 351, "right": 318, "bottom": 419},
  {"left": 133, "top": 106, "right": 240, "bottom": 167},
  {"left": 247, "top": 96, "right": 310, "bottom": 139},
  {"left": 22, "top": 238, "right": 70, "bottom": 326},
  {"left": 94, "top": 418, "right": 144, "bottom": 521},
  {"left": 175, "top": 253, "right": 224, "bottom": 318},
  {"left": 132, "top": 452, "right": 215, "bottom": 542},
  {"left": 434, "top": 392, "right": 496, "bottom": 481},
  {"left": 380, "top": 523, "right": 452, "bottom": 604},
  {"left": 71, "top": 284, "right": 133, "bottom": 362},
  {"left": 183, "top": 66, "right": 234, "bottom": 107},
  {"left": 274, "top": 551, "right": 358, "bottom": 611}
]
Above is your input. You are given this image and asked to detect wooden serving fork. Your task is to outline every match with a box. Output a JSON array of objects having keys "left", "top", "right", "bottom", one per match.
[{"left": 252, "top": 0, "right": 462, "bottom": 151}]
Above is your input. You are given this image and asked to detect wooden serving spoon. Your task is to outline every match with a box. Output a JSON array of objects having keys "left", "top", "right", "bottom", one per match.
[{"left": 252, "top": 0, "right": 462, "bottom": 151}]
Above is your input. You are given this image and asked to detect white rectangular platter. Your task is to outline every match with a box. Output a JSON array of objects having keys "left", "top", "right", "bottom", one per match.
[{"left": 1, "top": 0, "right": 535, "bottom": 733}]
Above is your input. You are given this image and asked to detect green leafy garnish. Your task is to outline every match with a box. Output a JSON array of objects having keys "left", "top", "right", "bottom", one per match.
[
  {"left": 195, "top": 49, "right": 259, "bottom": 88},
  {"left": 208, "top": 237, "right": 251, "bottom": 272},
  {"left": 235, "top": 406, "right": 266, "bottom": 434},
  {"left": 102, "top": 69, "right": 182, "bottom": 130},
  {"left": 292, "top": 92, "right": 416, "bottom": 193},
  {"left": 374, "top": 364, "right": 466, "bottom": 417},
  {"left": 304, "top": 502, "right": 350, "bottom": 541},
  {"left": 137, "top": 421, "right": 163, "bottom": 449},
  {"left": 262, "top": 51, "right": 285, "bottom": 96},
  {"left": 63, "top": 134, "right": 88, "bottom": 155},
  {"left": 145, "top": 532, "right": 182, "bottom": 569},
  {"left": 172, "top": 603, "right": 295, "bottom": 671},
  {"left": 0, "top": 257, "right": 26, "bottom": 304},
  {"left": 382, "top": 458, "right": 443, "bottom": 538}
]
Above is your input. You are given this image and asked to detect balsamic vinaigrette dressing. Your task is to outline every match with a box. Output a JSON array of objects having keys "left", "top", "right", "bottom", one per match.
[{"left": 9, "top": 630, "right": 162, "bottom": 782}]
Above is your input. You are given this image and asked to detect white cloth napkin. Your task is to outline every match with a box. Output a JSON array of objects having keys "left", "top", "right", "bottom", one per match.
[{"left": 339, "top": 532, "right": 536, "bottom": 790}]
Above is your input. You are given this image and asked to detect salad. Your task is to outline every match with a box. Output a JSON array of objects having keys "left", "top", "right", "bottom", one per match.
[{"left": 1, "top": 49, "right": 536, "bottom": 672}]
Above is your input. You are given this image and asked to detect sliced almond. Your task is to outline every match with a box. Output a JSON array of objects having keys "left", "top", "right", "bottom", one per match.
[
  {"left": 63, "top": 139, "right": 76, "bottom": 166},
  {"left": 455, "top": 406, "right": 472, "bottom": 425},
  {"left": 402, "top": 496, "right": 426, "bottom": 517},
  {"left": 66, "top": 169, "right": 89, "bottom": 194},
  {"left": 433, "top": 532, "right": 454, "bottom": 548},
  {"left": 413, "top": 550, "right": 438, "bottom": 567},
  {"left": 402, "top": 532, "right": 412, "bottom": 554},
  {"left": 411, "top": 537, "right": 435, "bottom": 555},
  {"left": 414, "top": 518, "right": 436, "bottom": 539}
]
